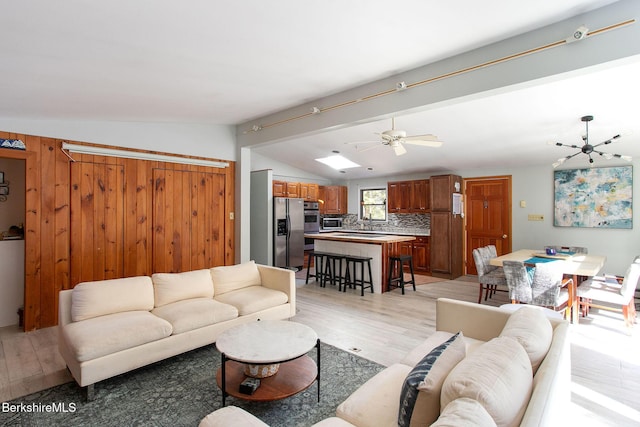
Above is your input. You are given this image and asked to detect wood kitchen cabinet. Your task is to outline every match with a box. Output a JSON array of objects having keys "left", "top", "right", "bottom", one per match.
[
  {"left": 387, "top": 179, "right": 430, "bottom": 213},
  {"left": 387, "top": 181, "right": 411, "bottom": 213},
  {"left": 429, "top": 174, "right": 463, "bottom": 279},
  {"left": 320, "top": 185, "right": 347, "bottom": 214},
  {"left": 285, "top": 181, "right": 299, "bottom": 197},
  {"left": 299, "top": 182, "right": 319, "bottom": 201},
  {"left": 411, "top": 180, "right": 430, "bottom": 212},
  {"left": 273, "top": 180, "right": 286, "bottom": 197},
  {"left": 397, "top": 236, "right": 430, "bottom": 274}
]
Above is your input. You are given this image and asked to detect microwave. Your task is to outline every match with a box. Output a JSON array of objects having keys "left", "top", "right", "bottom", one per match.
[{"left": 322, "top": 217, "right": 343, "bottom": 230}]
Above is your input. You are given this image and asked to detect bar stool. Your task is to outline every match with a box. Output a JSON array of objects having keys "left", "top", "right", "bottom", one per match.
[
  {"left": 387, "top": 254, "right": 416, "bottom": 295},
  {"left": 344, "top": 255, "right": 374, "bottom": 296},
  {"left": 306, "top": 251, "right": 329, "bottom": 286},
  {"left": 324, "top": 253, "right": 347, "bottom": 289}
]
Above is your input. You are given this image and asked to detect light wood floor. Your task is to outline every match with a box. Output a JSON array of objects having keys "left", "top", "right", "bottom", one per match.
[{"left": 2, "top": 274, "right": 639, "bottom": 426}]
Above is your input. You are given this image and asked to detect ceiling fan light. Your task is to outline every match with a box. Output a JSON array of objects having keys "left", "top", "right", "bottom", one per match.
[
  {"left": 621, "top": 155, "right": 633, "bottom": 162},
  {"left": 602, "top": 153, "right": 614, "bottom": 160}
]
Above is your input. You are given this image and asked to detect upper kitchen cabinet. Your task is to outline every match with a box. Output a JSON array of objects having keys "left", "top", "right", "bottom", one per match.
[
  {"left": 387, "top": 179, "right": 429, "bottom": 213},
  {"left": 285, "top": 181, "right": 299, "bottom": 198},
  {"left": 387, "top": 181, "right": 411, "bottom": 213},
  {"left": 299, "top": 182, "right": 319, "bottom": 201},
  {"left": 430, "top": 175, "right": 461, "bottom": 212},
  {"left": 273, "top": 180, "right": 286, "bottom": 197},
  {"left": 320, "top": 185, "right": 347, "bottom": 214},
  {"left": 410, "top": 179, "right": 430, "bottom": 213}
]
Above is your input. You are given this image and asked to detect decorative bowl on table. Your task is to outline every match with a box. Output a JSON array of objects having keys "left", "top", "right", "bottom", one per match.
[{"left": 244, "top": 363, "right": 280, "bottom": 378}]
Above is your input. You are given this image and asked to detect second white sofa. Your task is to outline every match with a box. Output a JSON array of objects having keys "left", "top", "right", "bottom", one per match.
[{"left": 58, "top": 261, "right": 295, "bottom": 399}]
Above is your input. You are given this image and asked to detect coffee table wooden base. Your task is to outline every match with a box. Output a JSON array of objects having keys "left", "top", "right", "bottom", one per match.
[{"left": 216, "top": 355, "right": 317, "bottom": 402}]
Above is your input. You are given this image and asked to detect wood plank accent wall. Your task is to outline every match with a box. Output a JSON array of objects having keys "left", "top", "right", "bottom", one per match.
[{"left": 0, "top": 130, "right": 235, "bottom": 331}]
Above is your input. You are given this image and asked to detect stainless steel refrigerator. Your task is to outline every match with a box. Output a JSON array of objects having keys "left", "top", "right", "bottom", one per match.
[{"left": 273, "top": 197, "right": 305, "bottom": 270}]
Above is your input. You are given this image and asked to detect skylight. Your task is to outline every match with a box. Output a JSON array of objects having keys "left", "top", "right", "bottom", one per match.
[{"left": 315, "top": 155, "right": 360, "bottom": 170}]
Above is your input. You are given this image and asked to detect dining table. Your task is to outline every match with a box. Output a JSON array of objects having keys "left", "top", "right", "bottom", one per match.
[{"left": 489, "top": 249, "right": 606, "bottom": 323}]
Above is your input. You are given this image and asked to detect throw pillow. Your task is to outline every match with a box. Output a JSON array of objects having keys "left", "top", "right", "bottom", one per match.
[
  {"left": 431, "top": 397, "right": 497, "bottom": 427},
  {"left": 499, "top": 305, "right": 552, "bottom": 373},
  {"left": 152, "top": 269, "right": 214, "bottom": 307},
  {"left": 210, "top": 260, "right": 262, "bottom": 295},
  {"left": 441, "top": 336, "right": 532, "bottom": 427},
  {"left": 398, "top": 332, "right": 465, "bottom": 427},
  {"left": 71, "top": 276, "right": 154, "bottom": 322}
]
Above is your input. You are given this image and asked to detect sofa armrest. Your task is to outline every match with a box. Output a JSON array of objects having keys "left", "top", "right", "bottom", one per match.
[
  {"left": 436, "top": 298, "right": 512, "bottom": 341},
  {"left": 59, "top": 289, "right": 73, "bottom": 327},
  {"left": 256, "top": 264, "right": 296, "bottom": 316}
]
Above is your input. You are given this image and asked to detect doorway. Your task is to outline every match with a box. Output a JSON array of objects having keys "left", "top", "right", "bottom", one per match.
[
  {"left": 464, "top": 176, "right": 512, "bottom": 275},
  {"left": 0, "top": 157, "right": 26, "bottom": 328}
]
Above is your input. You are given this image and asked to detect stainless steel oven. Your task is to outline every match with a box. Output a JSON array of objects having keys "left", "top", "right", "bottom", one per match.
[{"left": 303, "top": 201, "right": 319, "bottom": 250}]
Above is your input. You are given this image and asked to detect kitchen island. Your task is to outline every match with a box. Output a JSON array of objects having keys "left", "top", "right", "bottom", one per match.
[{"left": 304, "top": 232, "right": 416, "bottom": 293}]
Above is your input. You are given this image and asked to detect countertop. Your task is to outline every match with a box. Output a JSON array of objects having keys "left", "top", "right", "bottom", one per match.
[
  {"left": 318, "top": 229, "right": 429, "bottom": 237},
  {"left": 305, "top": 231, "right": 416, "bottom": 244}
]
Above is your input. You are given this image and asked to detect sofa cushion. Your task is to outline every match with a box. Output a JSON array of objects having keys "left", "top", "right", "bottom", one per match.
[
  {"left": 152, "top": 298, "right": 238, "bottom": 334},
  {"left": 337, "top": 363, "right": 411, "bottom": 427},
  {"left": 499, "top": 305, "right": 552, "bottom": 373},
  {"left": 210, "top": 261, "right": 262, "bottom": 295},
  {"left": 214, "top": 286, "right": 288, "bottom": 316},
  {"left": 152, "top": 269, "right": 214, "bottom": 307},
  {"left": 71, "top": 276, "right": 154, "bottom": 322},
  {"left": 199, "top": 406, "right": 269, "bottom": 427},
  {"left": 441, "top": 336, "right": 532, "bottom": 427},
  {"left": 62, "top": 311, "right": 173, "bottom": 362},
  {"left": 431, "top": 397, "right": 497, "bottom": 427},
  {"left": 398, "top": 332, "right": 465, "bottom": 427}
]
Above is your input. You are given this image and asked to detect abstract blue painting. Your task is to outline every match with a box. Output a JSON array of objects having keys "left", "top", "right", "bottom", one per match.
[{"left": 554, "top": 166, "right": 632, "bottom": 228}]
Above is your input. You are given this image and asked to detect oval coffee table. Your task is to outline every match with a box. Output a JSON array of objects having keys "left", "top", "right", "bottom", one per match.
[{"left": 215, "top": 320, "right": 320, "bottom": 406}]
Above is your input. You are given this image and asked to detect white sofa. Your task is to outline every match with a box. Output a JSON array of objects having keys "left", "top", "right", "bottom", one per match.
[
  {"left": 202, "top": 298, "right": 570, "bottom": 427},
  {"left": 58, "top": 261, "right": 295, "bottom": 400}
]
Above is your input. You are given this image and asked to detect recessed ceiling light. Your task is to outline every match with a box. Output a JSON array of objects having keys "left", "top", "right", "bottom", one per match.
[{"left": 315, "top": 154, "right": 360, "bottom": 170}]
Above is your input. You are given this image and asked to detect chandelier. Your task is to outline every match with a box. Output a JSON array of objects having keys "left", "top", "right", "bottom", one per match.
[{"left": 552, "top": 115, "right": 631, "bottom": 168}]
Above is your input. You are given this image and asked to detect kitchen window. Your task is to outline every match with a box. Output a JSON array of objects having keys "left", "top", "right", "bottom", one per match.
[{"left": 360, "top": 188, "right": 386, "bottom": 221}]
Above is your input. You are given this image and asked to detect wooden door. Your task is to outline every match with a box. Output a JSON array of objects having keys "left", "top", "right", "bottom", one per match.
[
  {"left": 465, "top": 176, "right": 512, "bottom": 275},
  {"left": 70, "top": 161, "right": 125, "bottom": 284},
  {"left": 153, "top": 168, "right": 226, "bottom": 273}
]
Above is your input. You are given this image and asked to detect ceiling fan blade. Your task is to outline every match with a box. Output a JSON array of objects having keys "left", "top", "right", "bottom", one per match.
[
  {"left": 403, "top": 133, "right": 439, "bottom": 142},
  {"left": 402, "top": 139, "right": 443, "bottom": 147},
  {"left": 393, "top": 143, "right": 407, "bottom": 156}
]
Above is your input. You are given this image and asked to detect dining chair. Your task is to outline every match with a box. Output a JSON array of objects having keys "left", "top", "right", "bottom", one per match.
[
  {"left": 472, "top": 245, "right": 508, "bottom": 304},
  {"left": 577, "top": 256, "right": 640, "bottom": 328},
  {"left": 502, "top": 260, "right": 533, "bottom": 303},
  {"left": 502, "top": 260, "right": 571, "bottom": 318}
]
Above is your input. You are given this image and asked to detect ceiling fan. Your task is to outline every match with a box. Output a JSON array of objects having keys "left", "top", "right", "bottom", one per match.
[
  {"left": 552, "top": 115, "right": 631, "bottom": 168},
  {"left": 349, "top": 118, "right": 443, "bottom": 156}
]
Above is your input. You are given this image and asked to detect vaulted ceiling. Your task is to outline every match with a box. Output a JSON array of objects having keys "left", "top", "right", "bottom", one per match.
[{"left": 2, "top": 0, "right": 639, "bottom": 178}]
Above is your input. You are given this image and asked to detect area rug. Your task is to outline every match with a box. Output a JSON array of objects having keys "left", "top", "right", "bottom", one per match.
[{"left": 0, "top": 343, "right": 383, "bottom": 427}]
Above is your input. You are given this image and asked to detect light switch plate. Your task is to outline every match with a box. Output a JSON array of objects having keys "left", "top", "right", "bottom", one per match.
[{"left": 528, "top": 214, "right": 544, "bottom": 221}]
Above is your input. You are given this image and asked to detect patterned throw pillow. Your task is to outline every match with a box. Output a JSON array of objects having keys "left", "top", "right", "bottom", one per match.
[{"left": 398, "top": 332, "right": 465, "bottom": 427}]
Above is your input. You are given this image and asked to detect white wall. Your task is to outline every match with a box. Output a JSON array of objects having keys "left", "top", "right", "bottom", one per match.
[
  {"left": 0, "top": 118, "right": 236, "bottom": 160},
  {"left": 343, "top": 161, "right": 640, "bottom": 276},
  {"left": 251, "top": 151, "right": 331, "bottom": 184}
]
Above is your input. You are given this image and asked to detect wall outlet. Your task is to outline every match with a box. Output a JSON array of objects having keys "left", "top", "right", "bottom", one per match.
[{"left": 528, "top": 214, "right": 544, "bottom": 221}]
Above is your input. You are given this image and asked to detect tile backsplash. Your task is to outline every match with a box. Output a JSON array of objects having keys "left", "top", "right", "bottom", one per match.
[{"left": 340, "top": 213, "right": 430, "bottom": 235}]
